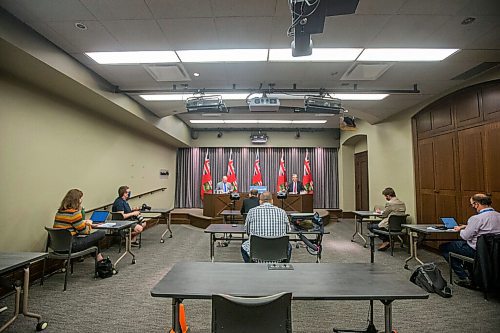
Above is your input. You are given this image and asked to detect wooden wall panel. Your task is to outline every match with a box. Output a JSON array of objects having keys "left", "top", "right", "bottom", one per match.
[
  {"left": 415, "top": 111, "right": 432, "bottom": 136},
  {"left": 455, "top": 90, "right": 482, "bottom": 127},
  {"left": 430, "top": 99, "right": 454, "bottom": 132},
  {"left": 457, "top": 127, "right": 485, "bottom": 192},
  {"left": 420, "top": 193, "right": 436, "bottom": 224},
  {"left": 433, "top": 133, "right": 457, "bottom": 191},
  {"left": 482, "top": 84, "right": 500, "bottom": 121},
  {"left": 417, "top": 139, "right": 435, "bottom": 190},
  {"left": 484, "top": 122, "right": 500, "bottom": 210}
]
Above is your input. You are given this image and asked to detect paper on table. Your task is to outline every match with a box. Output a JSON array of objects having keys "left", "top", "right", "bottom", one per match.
[
  {"left": 427, "top": 226, "right": 455, "bottom": 231},
  {"left": 98, "top": 222, "right": 116, "bottom": 228}
]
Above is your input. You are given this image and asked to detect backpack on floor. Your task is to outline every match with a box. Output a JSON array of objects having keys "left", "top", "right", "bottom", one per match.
[
  {"left": 96, "top": 257, "right": 113, "bottom": 279},
  {"left": 410, "top": 263, "right": 452, "bottom": 298}
]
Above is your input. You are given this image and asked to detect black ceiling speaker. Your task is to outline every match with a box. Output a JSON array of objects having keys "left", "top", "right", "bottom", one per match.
[{"left": 289, "top": 0, "right": 359, "bottom": 57}]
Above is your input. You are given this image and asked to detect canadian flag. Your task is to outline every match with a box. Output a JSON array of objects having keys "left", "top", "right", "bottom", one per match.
[
  {"left": 226, "top": 150, "right": 238, "bottom": 191},
  {"left": 276, "top": 151, "right": 287, "bottom": 192},
  {"left": 302, "top": 151, "right": 313, "bottom": 193},
  {"left": 252, "top": 152, "right": 263, "bottom": 185},
  {"left": 200, "top": 151, "right": 213, "bottom": 200}
]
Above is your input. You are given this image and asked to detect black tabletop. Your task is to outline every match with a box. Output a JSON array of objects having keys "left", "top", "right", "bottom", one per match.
[
  {"left": 141, "top": 208, "right": 173, "bottom": 214},
  {"left": 93, "top": 220, "right": 136, "bottom": 230},
  {"left": 151, "top": 262, "right": 428, "bottom": 301},
  {"left": 0, "top": 252, "right": 48, "bottom": 274},
  {"left": 204, "top": 224, "right": 328, "bottom": 235},
  {"left": 352, "top": 211, "right": 383, "bottom": 217},
  {"left": 403, "top": 224, "right": 459, "bottom": 234}
]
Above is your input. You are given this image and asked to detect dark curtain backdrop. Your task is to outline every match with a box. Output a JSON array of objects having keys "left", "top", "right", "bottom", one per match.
[{"left": 175, "top": 147, "right": 338, "bottom": 209}]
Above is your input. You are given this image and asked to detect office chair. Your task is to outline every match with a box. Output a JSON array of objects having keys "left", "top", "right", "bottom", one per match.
[
  {"left": 249, "top": 235, "right": 290, "bottom": 263},
  {"left": 212, "top": 292, "right": 292, "bottom": 333},
  {"left": 449, "top": 233, "right": 500, "bottom": 300},
  {"left": 42, "top": 227, "right": 98, "bottom": 291},
  {"left": 372, "top": 214, "right": 408, "bottom": 256},
  {"left": 111, "top": 212, "right": 141, "bottom": 250}
]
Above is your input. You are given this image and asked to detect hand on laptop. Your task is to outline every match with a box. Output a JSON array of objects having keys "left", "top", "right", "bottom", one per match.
[{"left": 453, "top": 225, "right": 466, "bottom": 231}]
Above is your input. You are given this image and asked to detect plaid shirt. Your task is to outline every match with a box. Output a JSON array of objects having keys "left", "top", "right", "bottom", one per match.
[{"left": 241, "top": 203, "right": 289, "bottom": 254}]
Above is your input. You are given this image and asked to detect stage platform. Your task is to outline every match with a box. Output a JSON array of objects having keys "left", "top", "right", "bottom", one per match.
[{"left": 168, "top": 208, "right": 332, "bottom": 229}]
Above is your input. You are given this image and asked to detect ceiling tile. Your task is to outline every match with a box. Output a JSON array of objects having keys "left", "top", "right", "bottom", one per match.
[
  {"left": 8, "top": 0, "right": 95, "bottom": 21},
  {"left": 429, "top": 16, "right": 500, "bottom": 48},
  {"left": 145, "top": 0, "right": 214, "bottom": 19},
  {"left": 214, "top": 17, "right": 273, "bottom": 48},
  {"left": 80, "top": 0, "right": 153, "bottom": 20},
  {"left": 398, "top": 0, "right": 469, "bottom": 15},
  {"left": 101, "top": 19, "right": 171, "bottom": 50},
  {"left": 47, "top": 20, "right": 121, "bottom": 52},
  {"left": 157, "top": 18, "right": 218, "bottom": 50},
  {"left": 356, "top": 0, "right": 405, "bottom": 14},
  {"left": 210, "top": 0, "right": 277, "bottom": 17},
  {"left": 458, "top": 0, "right": 500, "bottom": 15}
]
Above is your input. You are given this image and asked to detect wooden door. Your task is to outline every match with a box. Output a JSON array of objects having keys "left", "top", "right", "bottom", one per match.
[
  {"left": 433, "top": 133, "right": 459, "bottom": 220},
  {"left": 417, "top": 137, "right": 436, "bottom": 224},
  {"left": 484, "top": 122, "right": 500, "bottom": 210},
  {"left": 355, "top": 151, "right": 369, "bottom": 211}
]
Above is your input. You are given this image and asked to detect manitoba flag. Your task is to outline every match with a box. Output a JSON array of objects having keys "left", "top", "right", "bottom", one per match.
[
  {"left": 252, "top": 152, "right": 263, "bottom": 186},
  {"left": 226, "top": 151, "right": 238, "bottom": 191},
  {"left": 277, "top": 151, "right": 287, "bottom": 192},
  {"left": 302, "top": 151, "right": 313, "bottom": 193},
  {"left": 200, "top": 151, "right": 213, "bottom": 200}
]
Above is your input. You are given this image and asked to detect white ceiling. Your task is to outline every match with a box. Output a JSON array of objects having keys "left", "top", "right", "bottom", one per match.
[{"left": 1, "top": 0, "right": 499, "bottom": 130}]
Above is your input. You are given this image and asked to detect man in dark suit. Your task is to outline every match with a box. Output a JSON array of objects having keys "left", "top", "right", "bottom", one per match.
[
  {"left": 241, "top": 189, "right": 260, "bottom": 215},
  {"left": 287, "top": 174, "right": 304, "bottom": 194}
]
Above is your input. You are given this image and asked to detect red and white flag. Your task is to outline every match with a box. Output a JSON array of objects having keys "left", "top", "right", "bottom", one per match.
[
  {"left": 200, "top": 150, "right": 213, "bottom": 200},
  {"left": 226, "top": 150, "right": 238, "bottom": 191},
  {"left": 302, "top": 151, "right": 313, "bottom": 193},
  {"left": 252, "top": 152, "right": 263, "bottom": 186},
  {"left": 277, "top": 151, "right": 287, "bottom": 192}
]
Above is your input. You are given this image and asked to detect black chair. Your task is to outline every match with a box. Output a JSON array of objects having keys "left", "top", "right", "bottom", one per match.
[
  {"left": 372, "top": 214, "right": 408, "bottom": 256},
  {"left": 249, "top": 235, "right": 290, "bottom": 263},
  {"left": 449, "top": 233, "right": 500, "bottom": 300},
  {"left": 42, "top": 227, "right": 98, "bottom": 291},
  {"left": 212, "top": 292, "right": 292, "bottom": 333},
  {"left": 111, "top": 212, "right": 142, "bottom": 250}
]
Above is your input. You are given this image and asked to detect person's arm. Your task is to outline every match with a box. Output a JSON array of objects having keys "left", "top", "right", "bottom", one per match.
[
  {"left": 458, "top": 218, "right": 479, "bottom": 241},
  {"left": 73, "top": 211, "right": 91, "bottom": 235},
  {"left": 116, "top": 210, "right": 140, "bottom": 219}
]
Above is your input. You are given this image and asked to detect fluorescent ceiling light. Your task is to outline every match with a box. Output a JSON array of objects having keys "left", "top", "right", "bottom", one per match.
[
  {"left": 140, "top": 93, "right": 250, "bottom": 101},
  {"left": 189, "top": 120, "right": 327, "bottom": 124},
  {"left": 332, "top": 93, "right": 388, "bottom": 100},
  {"left": 358, "top": 48, "right": 459, "bottom": 61},
  {"left": 190, "top": 120, "right": 224, "bottom": 124},
  {"left": 176, "top": 49, "right": 268, "bottom": 62},
  {"left": 85, "top": 51, "right": 179, "bottom": 64},
  {"left": 269, "top": 48, "right": 362, "bottom": 62}
]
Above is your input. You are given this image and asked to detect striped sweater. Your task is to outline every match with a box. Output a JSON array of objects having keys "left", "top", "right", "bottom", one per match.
[{"left": 53, "top": 209, "right": 91, "bottom": 236}]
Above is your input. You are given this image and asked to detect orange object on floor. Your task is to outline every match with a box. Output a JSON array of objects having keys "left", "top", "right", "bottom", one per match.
[{"left": 169, "top": 303, "right": 189, "bottom": 333}]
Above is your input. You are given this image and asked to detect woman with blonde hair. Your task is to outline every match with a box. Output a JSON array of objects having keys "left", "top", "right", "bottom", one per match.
[{"left": 53, "top": 189, "right": 106, "bottom": 262}]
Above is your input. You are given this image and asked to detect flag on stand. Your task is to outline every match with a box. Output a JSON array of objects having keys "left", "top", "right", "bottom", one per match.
[
  {"left": 226, "top": 150, "right": 238, "bottom": 191},
  {"left": 200, "top": 150, "right": 213, "bottom": 200},
  {"left": 277, "top": 151, "right": 287, "bottom": 192},
  {"left": 252, "top": 152, "right": 263, "bottom": 185},
  {"left": 302, "top": 151, "right": 313, "bottom": 193}
]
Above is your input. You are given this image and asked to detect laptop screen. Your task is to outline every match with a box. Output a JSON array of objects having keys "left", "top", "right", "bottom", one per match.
[
  {"left": 440, "top": 217, "right": 458, "bottom": 229},
  {"left": 90, "top": 210, "right": 110, "bottom": 223}
]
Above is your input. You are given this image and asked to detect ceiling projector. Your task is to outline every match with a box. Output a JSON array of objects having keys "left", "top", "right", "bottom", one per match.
[
  {"left": 303, "top": 96, "right": 343, "bottom": 114},
  {"left": 185, "top": 96, "right": 227, "bottom": 113},
  {"left": 248, "top": 97, "right": 280, "bottom": 112}
]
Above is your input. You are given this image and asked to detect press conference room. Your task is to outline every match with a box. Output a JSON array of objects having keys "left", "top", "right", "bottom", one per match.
[{"left": 1, "top": 1, "right": 500, "bottom": 332}]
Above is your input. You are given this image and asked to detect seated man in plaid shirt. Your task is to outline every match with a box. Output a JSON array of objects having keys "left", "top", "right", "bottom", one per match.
[{"left": 241, "top": 191, "right": 291, "bottom": 263}]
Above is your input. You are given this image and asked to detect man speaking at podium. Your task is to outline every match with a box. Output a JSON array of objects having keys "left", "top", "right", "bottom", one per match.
[
  {"left": 287, "top": 174, "right": 305, "bottom": 194},
  {"left": 215, "top": 175, "right": 233, "bottom": 194}
]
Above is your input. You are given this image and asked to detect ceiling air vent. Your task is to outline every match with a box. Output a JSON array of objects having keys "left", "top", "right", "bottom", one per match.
[
  {"left": 144, "top": 64, "right": 191, "bottom": 82},
  {"left": 341, "top": 63, "right": 392, "bottom": 81},
  {"left": 451, "top": 62, "right": 500, "bottom": 80}
]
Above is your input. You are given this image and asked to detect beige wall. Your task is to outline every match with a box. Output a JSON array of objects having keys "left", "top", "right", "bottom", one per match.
[
  {"left": 0, "top": 76, "right": 177, "bottom": 252},
  {"left": 339, "top": 114, "right": 416, "bottom": 223},
  {"left": 192, "top": 130, "right": 340, "bottom": 148}
]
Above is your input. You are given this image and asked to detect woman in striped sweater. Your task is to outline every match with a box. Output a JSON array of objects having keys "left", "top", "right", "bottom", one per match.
[{"left": 53, "top": 189, "right": 106, "bottom": 262}]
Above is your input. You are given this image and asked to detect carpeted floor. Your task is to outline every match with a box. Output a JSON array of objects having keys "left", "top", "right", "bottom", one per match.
[{"left": 1, "top": 220, "right": 499, "bottom": 332}]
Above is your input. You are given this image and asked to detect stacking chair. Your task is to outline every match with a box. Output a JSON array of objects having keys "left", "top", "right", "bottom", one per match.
[
  {"left": 249, "top": 235, "right": 290, "bottom": 263},
  {"left": 42, "top": 227, "right": 98, "bottom": 291},
  {"left": 110, "top": 212, "right": 141, "bottom": 250},
  {"left": 212, "top": 292, "right": 292, "bottom": 333},
  {"left": 449, "top": 233, "right": 500, "bottom": 300},
  {"left": 372, "top": 214, "right": 408, "bottom": 256}
]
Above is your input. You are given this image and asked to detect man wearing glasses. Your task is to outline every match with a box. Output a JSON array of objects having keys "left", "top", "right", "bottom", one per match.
[
  {"left": 112, "top": 185, "right": 146, "bottom": 246},
  {"left": 440, "top": 193, "right": 500, "bottom": 287}
]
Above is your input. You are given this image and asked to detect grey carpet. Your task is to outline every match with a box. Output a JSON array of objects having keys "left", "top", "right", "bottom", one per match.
[{"left": 1, "top": 220, "right": 499, "bottom": 332}]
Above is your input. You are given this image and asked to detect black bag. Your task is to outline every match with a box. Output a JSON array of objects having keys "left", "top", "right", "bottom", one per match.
[
  {"left": 410, "top": 263, "right": 452, "bottom": 298},
  {"left": 96, "top": 257, "right": 113, "bottom": 279}
]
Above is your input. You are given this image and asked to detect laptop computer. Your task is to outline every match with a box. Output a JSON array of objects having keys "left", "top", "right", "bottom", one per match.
[
  {"left": 440, "top": 217, "right": 458, "bottom": 229},
  {"left": 89, "top": 210, "right": 110, "bottom": 224}
]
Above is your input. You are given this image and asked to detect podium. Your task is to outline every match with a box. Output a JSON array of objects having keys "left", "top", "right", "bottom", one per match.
[{"left": 203, "top": 193, "right": 313, "bottom": 217}]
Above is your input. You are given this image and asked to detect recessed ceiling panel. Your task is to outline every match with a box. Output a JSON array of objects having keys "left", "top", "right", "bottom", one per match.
[
  {"left": 81, "top": 0, "right": 153, "bottom": 20},
  {"left": 146, "top": 0, "right": 214, "bottom": 19},
  {"left": 157, "top": 18, "right": 218, "bottom": 50},
  {"left": 101, "top": 19, "right": 171, "bottom": 50}
]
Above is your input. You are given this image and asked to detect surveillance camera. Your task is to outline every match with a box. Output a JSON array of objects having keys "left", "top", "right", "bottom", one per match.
[{"left": 217, "top": 131, "right": 223, "bottom": 138}]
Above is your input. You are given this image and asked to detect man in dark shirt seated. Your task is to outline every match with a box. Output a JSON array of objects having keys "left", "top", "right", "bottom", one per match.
[
  {"left": 240, "top": 189, "right": 260, "bottom": 216},
  {"left": 112, "top": 185, "right": 145, "bottom": 246}
]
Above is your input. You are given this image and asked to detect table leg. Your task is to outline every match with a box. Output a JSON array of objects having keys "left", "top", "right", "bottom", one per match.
[
  {"left": 404, "top": 232, "right": 423, "bottom": 269},
  {"left": 171, "top": 298, "right": 181, "bottom": 333},
  {"left": 382, "top": 300, "right": 393, "bottom": 333},
  {"left": 351, "top": 217, "right": 359, "bottom": 241},
  {"left": 0, "top": 283, "right": 20, "bottom": 332},
  {"left": 211, "top": 234, "right": 215, "bottom": 262},
  {"left": 360, "top": 221, "right": 367, "bottom": 247},
  {"left": 160, "top": 212, "right": 173, "bottom": 243},
  {"left": 115, "top": 227, "right": 136, "bottom": 267}
]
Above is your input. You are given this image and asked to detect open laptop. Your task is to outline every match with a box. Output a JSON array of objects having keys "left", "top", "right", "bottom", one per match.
[
  {"left": 89, "top": 210, "right": 110, "bottom": 224},
  {"left": 440, "top": 217, "right": 459, "bottom": 229}
]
